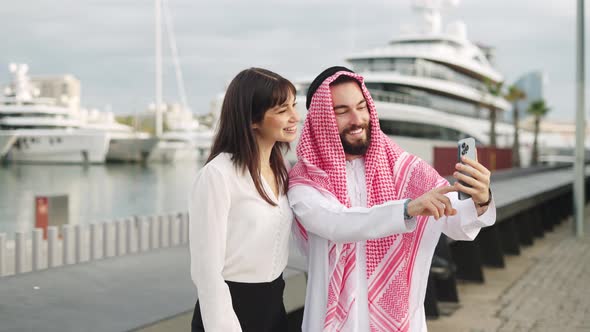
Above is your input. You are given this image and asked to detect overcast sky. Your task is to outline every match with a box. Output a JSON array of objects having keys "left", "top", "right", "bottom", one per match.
[{"left": 0, "top": 0, "right": 586, "bottom": 120}]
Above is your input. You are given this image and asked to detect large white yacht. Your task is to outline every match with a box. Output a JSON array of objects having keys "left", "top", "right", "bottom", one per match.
[
  {"left": 0, "top": 64, "right": 159, "bottom": 163},
  {"left": 0, "top": 64, "right": 111, "bottom": 163},
  {"left": 294, "top": 0, "right": 523, "bottom": 165}
]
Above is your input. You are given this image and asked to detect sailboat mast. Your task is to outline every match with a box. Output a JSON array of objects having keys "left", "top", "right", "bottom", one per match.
[
  {"left": 155, "top": 0, "right": 163, "bottom": 137},
  {"left": 162, "top": 0, "right": 190, "bottom": 112}
]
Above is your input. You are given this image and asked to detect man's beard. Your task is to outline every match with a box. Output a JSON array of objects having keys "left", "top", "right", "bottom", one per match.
[{"left": 340, "top": 124, "right": 371, "bottom": 156}]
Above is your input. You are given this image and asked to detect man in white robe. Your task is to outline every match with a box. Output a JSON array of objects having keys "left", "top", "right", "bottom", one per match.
[{"left": 288, "top": 67, "right": 495, "bottom": 332}]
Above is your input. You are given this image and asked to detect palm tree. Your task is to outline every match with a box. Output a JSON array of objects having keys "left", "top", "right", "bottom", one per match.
[
  {"left": 527, "top": 99, "right": 551, "bottom": 165},
  {"left": 505, "top": 85, "right": 526, "bottom": 167},
  {"left": 483, "top": 79, "right": 504, "bottom": 147}
]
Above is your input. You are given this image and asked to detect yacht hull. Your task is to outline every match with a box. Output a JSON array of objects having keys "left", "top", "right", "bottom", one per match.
[
  {"left": 3, "top": 131, "right": 110, "bottom": 164},
  {"left": 148, "top": 141, "right": 200, "bottom": 163},
  {"left": 147, "top": 130, "right": 214, "bottom": 163},
  {"left": 107, "top": 137, "right": 159, "bottom": 162}
]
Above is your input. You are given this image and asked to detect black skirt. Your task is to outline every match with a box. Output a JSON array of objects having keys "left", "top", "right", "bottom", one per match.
[{"left": 191, "top": 274, "right": 288, "bottom": 332}]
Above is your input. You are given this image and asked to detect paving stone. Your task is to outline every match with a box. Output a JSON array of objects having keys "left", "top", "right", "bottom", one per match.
[{"left": 428, "top": 205, "right": 590, "bottom": 332}]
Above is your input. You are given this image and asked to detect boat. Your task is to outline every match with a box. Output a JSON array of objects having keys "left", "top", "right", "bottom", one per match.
[
  {"left": 0, "top": 64, "right": 110, "bottom": 163},
  {"left": 293, "top": 0, "right": 526, "bottom": 166},
  {"left": 146, "top": 0, "right": 214, "bottom": 163}
]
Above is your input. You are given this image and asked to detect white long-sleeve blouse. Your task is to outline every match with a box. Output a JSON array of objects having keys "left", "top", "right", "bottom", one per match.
[{"left": 188, "top": 152, "right": 293, "bottom": 332}]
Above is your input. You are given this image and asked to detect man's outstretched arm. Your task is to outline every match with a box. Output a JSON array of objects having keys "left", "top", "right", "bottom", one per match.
[{"left": 288, "top": 185, "right": 416, "bottom": 244}]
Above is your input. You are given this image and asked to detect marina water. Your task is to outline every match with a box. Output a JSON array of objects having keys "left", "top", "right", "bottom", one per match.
[{"left": 0, "top": 161, "right": 204, "bottom": 238}]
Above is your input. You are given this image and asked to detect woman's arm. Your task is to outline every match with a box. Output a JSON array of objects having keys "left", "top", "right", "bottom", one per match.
[{"left": 189, "top": 165, "right": 242, "bottom": 332}]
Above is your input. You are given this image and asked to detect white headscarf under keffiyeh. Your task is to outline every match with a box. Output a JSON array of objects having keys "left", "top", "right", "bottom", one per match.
[{"left": 289, "top": 71, "right": 447, "bottom": 332}]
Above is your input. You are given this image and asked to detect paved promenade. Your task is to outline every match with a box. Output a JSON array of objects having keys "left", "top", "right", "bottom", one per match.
[
  {"left": 428, "top": 207, "right": 590, "bottom": 332},
  {"left": 137, "top": 210, "right": 590, "bottom": 332}
]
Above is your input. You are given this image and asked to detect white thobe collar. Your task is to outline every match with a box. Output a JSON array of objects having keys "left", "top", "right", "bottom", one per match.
[{"left": 346, "top": 157, "right": 367, "bottom": 208}]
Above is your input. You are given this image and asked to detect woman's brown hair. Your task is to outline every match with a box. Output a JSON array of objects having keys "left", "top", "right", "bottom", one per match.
[{"left": 207, "top": 68, "right": 296, "bottom": 206}]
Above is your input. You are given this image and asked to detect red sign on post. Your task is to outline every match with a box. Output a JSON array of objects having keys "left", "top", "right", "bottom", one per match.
[{"left": 35, "top": 197, "right": 49, "bottom": 239}]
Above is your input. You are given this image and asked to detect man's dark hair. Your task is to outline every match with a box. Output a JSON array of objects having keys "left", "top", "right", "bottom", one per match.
[{"left": 306, "top": 66, "right": 354, "bottom": 109}]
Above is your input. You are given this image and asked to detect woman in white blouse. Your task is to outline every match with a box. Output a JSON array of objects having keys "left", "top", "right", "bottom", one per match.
[{"left": 189, "top": 68, "right": 300, "bottom": 332}]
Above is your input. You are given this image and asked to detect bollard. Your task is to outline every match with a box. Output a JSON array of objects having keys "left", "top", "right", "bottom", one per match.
[
  {"left": 90, "top": 223, "right": 99, "bottom": 260},
  {"left": 0, "top": 233, "right": 6, "bottom": 277},
  {"left": 159, "top": 215, "right": 168, "bottom": 248},
  {"left": 138, "top": 218, "right": 149, "bottom": 252},
  {"left": 169, "top": 214, "right": 179, "bottom": 246},
  {"left": 32, "top": 228, "right": 43, "bottom": 271},
  {"left": 47, "top": 226, "right": 58, "bottom": 268},
  {"left": 116, "top": 219, "right": 125, "bottom": 256},
  {"left": 75, "top": 225, "right": 83, "bottom": 263},
  {"left": 478, "top": 225, "right": 505, "bottom": 268},
  {"left": 147, "top": 216, "right": 154, "bottom": 249},
  {"left": 126, "top": 218, "right": 134, "bottom": 254},
  {"left": 62, "top": 225, "right": 72, "bottom": 265},
  {"left": 103, "top": 222, "right": 112, "bottom": 258},
  {"left": 150, "top": 216, "right": 160, "bottom": 250},
  {"left": 149, "top": 216, "right": 160, "bottom": 249},
  {"left": 180, "top": 213, "right": 189, "bottom": 244},
  {"left": 15, "top": 232, "right": 26, "bottom": 274},
  {"left": 499, "top": 217, "right": 521, "bottom": 255},
  {"left": 517, "top": 211, "right": 534, "bottom": 246},
  {"left": 450, "top": 239, "right": 485, "bottom": 283},
  {"left": 178, "top": 213, "right": 185, "bottom": 245},
  {"left": 177, "top": 213, "right": 183, "bottom": 244},
  {"left": 184, "top": 212, "right": 190, "bottom": 243}
]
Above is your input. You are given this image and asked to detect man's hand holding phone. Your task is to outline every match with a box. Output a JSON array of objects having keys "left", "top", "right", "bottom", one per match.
[
  {"left": 453, "top": 156, "right": 492, "bottom": 214},
  {"left": 406, "top": 137, "right": 492, "bottom": 220}
]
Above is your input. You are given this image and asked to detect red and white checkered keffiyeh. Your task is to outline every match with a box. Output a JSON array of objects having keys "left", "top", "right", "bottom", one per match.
[{"left": 289, "top": 71, "right": 448, "bottom": 332}]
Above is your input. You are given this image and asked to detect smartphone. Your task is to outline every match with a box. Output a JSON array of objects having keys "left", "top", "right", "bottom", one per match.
[{"left": 457, "top": 137, "right": 477, "bottom": 200}]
